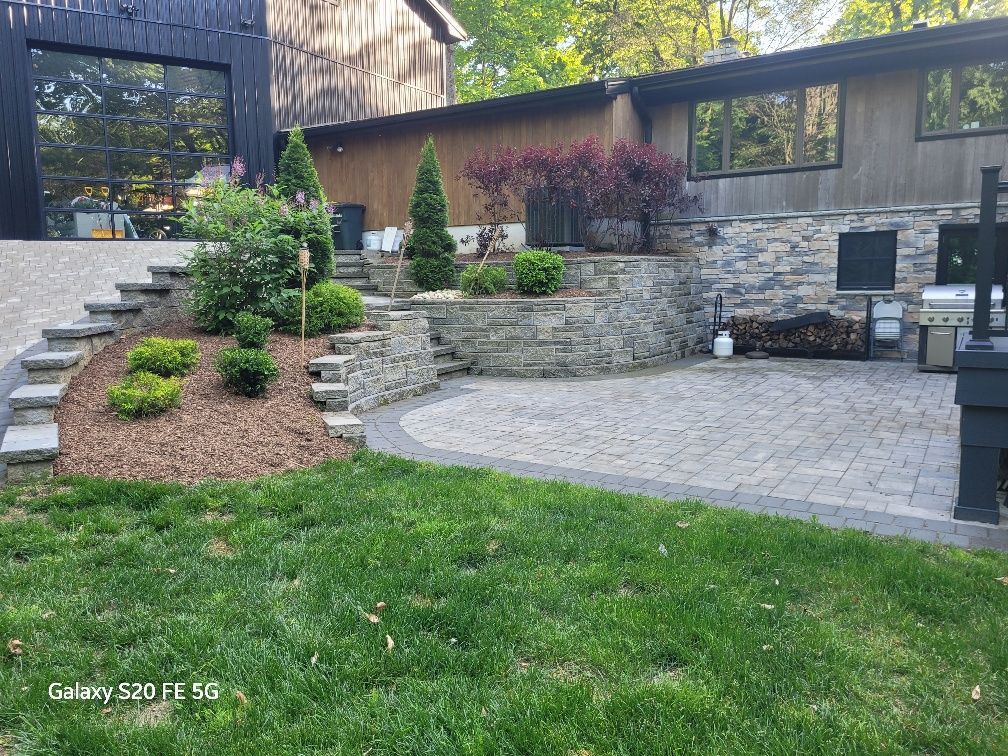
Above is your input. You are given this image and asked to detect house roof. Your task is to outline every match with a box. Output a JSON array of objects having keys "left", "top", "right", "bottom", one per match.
[
  {"left": 297, "top": 16, "right": 1008, "bottom": 138},
  {"left": 421, "top": 0, "right": 467, "bottom": 42}
]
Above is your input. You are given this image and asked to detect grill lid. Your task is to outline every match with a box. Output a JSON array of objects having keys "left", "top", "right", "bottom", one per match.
[{"left": 922, "top": 284, "right": 1004, "bottom": 310}]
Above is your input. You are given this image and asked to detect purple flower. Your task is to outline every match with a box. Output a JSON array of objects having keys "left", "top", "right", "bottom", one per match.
[
  {"left": 255, "top": 172, "right": 265, "bottom": 193},
  {"left": 279, "top": 203, "right": 290, "bottom": 216},
  {"left": 231, "top": 155, "right": 247, "bottom": 179},
  {"left": 324, "top": 202, "right": 337, "bottom": 215},
  {"left": 309, "top": 198, "right": 320, "bottom": 211},
  {"left": 295, "top": 190, "right": 306, "bottom": 206}
]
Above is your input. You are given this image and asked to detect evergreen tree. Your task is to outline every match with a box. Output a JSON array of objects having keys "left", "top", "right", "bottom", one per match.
[
  {"left": 276, "top": 126, "right": 324, "bottom": 202},
  {"left": 406, "top": 137, "right": 457, "bottom": 291},
  {"left": 276, "top": 125, "right": 333, "bottom": 284}
]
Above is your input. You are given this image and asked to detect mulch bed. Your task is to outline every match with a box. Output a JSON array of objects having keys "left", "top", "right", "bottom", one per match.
[{"left": 54, "top": 322, "right": 356, "bottom": 484}]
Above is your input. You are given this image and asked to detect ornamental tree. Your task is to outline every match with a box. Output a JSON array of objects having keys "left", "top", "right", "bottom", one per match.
[
  {"left": 276, "top": 125, "right": 333, "bottom": 284},
  {"left": 405, "top": 137, "right": 457, "bottom": 290},
  {"left": 276, "top": 126, "right": 324, "bottom": 202}
]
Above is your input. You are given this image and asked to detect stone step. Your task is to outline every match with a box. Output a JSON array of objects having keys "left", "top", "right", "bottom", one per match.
[
  {"left": 431, "top": 344, "right": 455, "bottom": 359},
  {"left": 307, "top": 354, "right": 355, "bottom": 375},
  {"left": 42, "top": 321, "right": 117, "bottom": 356},
  {"left": 436, "top": 360, "right": 472, "bottom": 379},
  {"left": 114, "top": 281, "right": 176, "bottom": 303},
  {"left": 332, "top": 277, "right": 373, "bottom": 287},
  {"left": 84, "top": 300, "right": 144, "bottom": 329},
  {"left": 0, "top": 423, "right": 59, "bottom": 484},
  {"left": 9, "top": 383, "right": 67, "bottom": 425},
  {"left": 321, "top": 411, "right": 365, "bottom": 441},
  {"left": 333, "top": 266, "right": 366, "bottom": 277},
  {"left": 311, "top": 382, "right": 349, "bottom": 401},
  {"left": 21, "top": 351, "right": 84, "bottom": 384},
  {"left": 147, "top": 264, "right": 190, "bottom": 285}
]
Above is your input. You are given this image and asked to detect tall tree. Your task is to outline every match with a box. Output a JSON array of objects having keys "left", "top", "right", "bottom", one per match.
[
  {"left": 452, "top": 0, "right": 589, "bottom": 102},
  {"left": 406, "top": 137, "right": 458, "bottom": 291},
  {"left": 826, "top": 0, "right": 1008, "bottom": 40}
]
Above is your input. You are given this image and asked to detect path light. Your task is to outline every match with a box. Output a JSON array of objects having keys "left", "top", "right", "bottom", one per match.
[{"left": 299, "top": 244, "right": 310, "bottom": 364}]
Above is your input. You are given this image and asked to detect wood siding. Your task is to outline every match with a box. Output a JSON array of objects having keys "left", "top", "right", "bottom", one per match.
[
  {"left": 650, "top": 69, "right": 1008, "bottom": 217},
  {"left": 308, "top": 94, "right": 644, "bottom": 228},
  {"left": 267, "top": 0, "right": 449, "bottom": 130}
]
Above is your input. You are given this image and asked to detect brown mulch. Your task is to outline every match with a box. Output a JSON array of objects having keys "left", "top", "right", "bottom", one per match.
[
  {"left": 477, "top": 288, "right": 598, "bottom": 299},
  {"left": 54, "top": 322, "right": 355, "bottom": 484}
]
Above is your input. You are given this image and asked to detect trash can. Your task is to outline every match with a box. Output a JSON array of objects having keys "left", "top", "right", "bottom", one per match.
[{"left": 332, "top": 203, "right": 365, "bottom": 250}]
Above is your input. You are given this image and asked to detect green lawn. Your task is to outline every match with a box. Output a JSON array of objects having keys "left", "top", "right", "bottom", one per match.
[{"left": 1, "top": 451, "right": 1006, "bottom": 755}]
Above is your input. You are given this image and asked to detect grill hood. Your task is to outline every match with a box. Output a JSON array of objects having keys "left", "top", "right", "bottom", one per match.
[{"left": 922, "top": 284, "right": 1004, "bottom": 310}]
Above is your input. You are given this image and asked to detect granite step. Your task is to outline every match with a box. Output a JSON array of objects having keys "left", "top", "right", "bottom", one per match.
[
  {"left": 9, "top": 383, "right": 67, "bottom": 425},
  {"left": 21, "top": 351, "right": 85, "bottom": 384},
  {"left": 0, "top": 423, "right": 59, "bottom": 483},
  {"left": 321, "top": 411, "right": 365, "bottom": 441},
  {"left": 436, "top": 360, "right": 472, "bottom": 379},
  {"left": 84, "top": 299, "right": 144, "bottom": 328},
  {"left": 147, "top": 263, "right": 190, "bottom": 285},
  {"left": 332, "top": 277, "right": 373, "bottom": 287},
  {"left": 431, "top": 344, "right": 455, "bottom": 360},
  {"left": 114, "top": 281, "right": 177, "bottom": 303},
  {"left": 307, "top": 354, "right": 355, "bottom": 375},
  {"left": 42, "top": 321, "right": 117, "bottom": 356}
]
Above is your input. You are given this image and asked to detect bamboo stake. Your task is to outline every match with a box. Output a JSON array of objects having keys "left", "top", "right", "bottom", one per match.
[
  {"left": 298, "top": 245, "right": 310, "bottom": 364},
  {"left": 388, "top": 220, "right": 413, "bottom": 312}
]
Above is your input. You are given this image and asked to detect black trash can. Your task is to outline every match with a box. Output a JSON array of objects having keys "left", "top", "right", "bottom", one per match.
[{"left": 332, "top": 203, "right": 365, "bottom": 250}]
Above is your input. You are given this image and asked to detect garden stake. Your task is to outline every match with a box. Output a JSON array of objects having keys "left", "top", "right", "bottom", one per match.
[
  {"left": 389, "top": 220, "right": 413, "bottom": 312},
  {"left": 299, "top": 244, "right": 310, "bottom": 364}
]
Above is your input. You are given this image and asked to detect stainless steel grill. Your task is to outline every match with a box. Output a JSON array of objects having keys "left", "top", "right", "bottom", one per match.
[{"left": 918, "top": 284, "right": 1006, "bottom": 371}]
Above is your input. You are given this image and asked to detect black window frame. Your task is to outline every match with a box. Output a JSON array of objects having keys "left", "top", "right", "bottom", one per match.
[
  {"left": 936, "top": 223, "right": 1008, "bottom": 288},
  {"left": 688, "top": 79, "right": 845, "bottom": 179},
  {"left": 29, "top": 45, "right": 232, "bottom": 241},
  {"left": 917, "top": 56, "right": 1008, "bottom": 140},
  {"left": 836, "top": 231, "right": 897, "bottom": 293}
]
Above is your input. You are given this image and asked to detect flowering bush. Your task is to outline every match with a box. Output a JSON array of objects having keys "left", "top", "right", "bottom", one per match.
[{"left": 459, "top": 145, "right": 521, "bottom": 257}]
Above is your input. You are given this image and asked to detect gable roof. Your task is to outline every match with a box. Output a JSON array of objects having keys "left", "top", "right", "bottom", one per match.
[{"left": 421, "top": 0, "right": 467, "bottom": 42}]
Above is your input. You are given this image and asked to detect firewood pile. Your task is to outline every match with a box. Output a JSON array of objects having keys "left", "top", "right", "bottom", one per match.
[{"left": 727, "top": 314, "right": 867, "bottom": 353}]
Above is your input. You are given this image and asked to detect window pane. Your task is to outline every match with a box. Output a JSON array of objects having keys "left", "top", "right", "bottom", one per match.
[
  {"left": 104, "top": 88, "right": 167, "bottom": 120},
  {"left": 173, "top": 155, "right": 231, "bottom": 184},
  {"left": 46, "top": 211, "right": 118, "bottom": 239},
  {"left": 837, "top": 232, "right": 896, "bottom": 291},
  {"left": 103, "top": 58, "right": 165, "bottom": 89},
  {"left": 171, "top": 125, "right": 229, "bottom": 154},
  {"left": 31, "top": 49, "right": 100, "bottom": 82},
  {"left": 924, "top": 69, "right": 952, "bottom": 132},
  {"left": 959, "top": 60, "right": 1008, "bottom": 130},
  {"left": 36, "top": 114, "right": 104, "bottom": 146},
  {"left": 107, "top": 120, "right": 169, "bottom": 151},
  {"left": 110, "top": 182, "right": 176, "bottom": 213},
  {"left": 170, "top": 95, "right": 227, "bottom": 125},
  {"left": 167, "top": 66, "right": 226, "bottom": 96},
  {"left": 42, "top": 180, "right": 109, "bottom": 209},
  {"left": 803, "top": 83, "right": 839, "bottom": 163},
  {"left": 693, "top": 100, "right": 723, "bottom": 173},
  {"left": 116, "top": 213, "right": 182, "bottom": 240},
  {"left": 109, "top": 151, "right": 171, "bottom": 181},
  {"left": 39, "top": 146, "right": 107, "bottom": 178},
  {"left": 34, "top": 80, "right": 101, "bottom": 113},
  {"left": 729, "top": 91, "right": 798, "bottom": 170}
]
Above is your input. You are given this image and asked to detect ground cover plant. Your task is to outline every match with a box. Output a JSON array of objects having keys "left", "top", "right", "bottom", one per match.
[
  {"left": 126, "top": 337, "right": 200, "bottom": 378},
  {"left": 2, "top": 452, "right": 1007, "bottom": 754},
  {"left": 105, "top": 371, "right": 182, "bottom": 420}
]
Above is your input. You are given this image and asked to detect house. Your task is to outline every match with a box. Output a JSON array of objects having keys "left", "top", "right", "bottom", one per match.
[
  {"left": 300, "top": 18, "right": 1008, "bottom": 356},
  {"left": 0, "top": 0, "right": 465, "bottom": 241}
]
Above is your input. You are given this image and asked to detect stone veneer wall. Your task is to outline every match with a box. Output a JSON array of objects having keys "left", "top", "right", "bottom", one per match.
[
  {"left": 658, "top": 204, "right": 1008, "bottom": 357},
  {"left": 329, "top": 310, "right": 439, "bottom": 411},
  {"left": 410, "top": 257, "right": 705, "bottom": 377}
]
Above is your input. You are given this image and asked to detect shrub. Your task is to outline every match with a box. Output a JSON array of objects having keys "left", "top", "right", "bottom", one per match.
[
  {"left": 233, "top": 312, "right": 273, "bottom": 349},
  {"left": 107, "top": 371, "right": 182, "bottom": 420},
  {"left": 513, "top": 250, "right": 565, "bottom": 295},
  {"left": 214, "top": 347, "right": 279, "bottom": 398},
  {"left": 405, "top": 137, "right": 457, "bottom": 290},
  {"left": 126, "top": 337, "right": 200, "bottom": 377},
  {"left": 276, "top": 126, "right": 324, "bottom": 203},
  {"left": 299, "top": 281, "right": 365, "bottom": 337},
  {"left": 460, "top": 264, "right": 508, "bottom": 296}
]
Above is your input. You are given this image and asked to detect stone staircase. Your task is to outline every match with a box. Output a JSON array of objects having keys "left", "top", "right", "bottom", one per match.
[
  {"left": 429, "top": 329, "right": 472, "bottom": 379},
  {"left": 332, "top": 249, "right": 377, "bottom": 295}
]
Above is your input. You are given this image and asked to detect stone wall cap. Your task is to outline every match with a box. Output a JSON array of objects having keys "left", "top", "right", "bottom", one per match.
[
  {"left": 0, "top": 423, "right": 60, "bottom": 463},
  {"left": 114, "top": 281, "right": 175, "bottom": 291},
  {"left": 147, "top": 264, "right": 189, "bottom": 274},
  {"left": 42, "top": 322, "right": 116, "bottom": 338},
  {"left": 329, "top": 330, "right": 391, "bottom": 344},
  {"left": 9, "top": 383, "right": 67, "bottom": 408},
  {"left": 22, "top": 351, "right": 84, "bottom": 369}
]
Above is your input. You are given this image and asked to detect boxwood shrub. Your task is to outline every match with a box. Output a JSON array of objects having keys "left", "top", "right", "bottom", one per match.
[
  {"left": 214, "top": 347, "right": 280, "bottom": 397},
  {"left": 107, "top": 371, "right": 182, "bottom": 420},
  {"left": 126, "top": 337, "right": 200, "bottom": 377},
  {"left": 513, "top": 250, "right": 565, "bottom": 295},
  {"left": 233, "top": 312, "right": 273, "bottom": 350},
  {"left": 301, "top": 281, "right": 365, "bottom": 337},
  {"left": 460, "top": 264, "right": 507, "bottom": 296}
]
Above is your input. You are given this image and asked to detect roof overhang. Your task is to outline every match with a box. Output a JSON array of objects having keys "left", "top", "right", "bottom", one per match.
[{"left": 421, "top": 0, "right": 467, "bottom": 42}]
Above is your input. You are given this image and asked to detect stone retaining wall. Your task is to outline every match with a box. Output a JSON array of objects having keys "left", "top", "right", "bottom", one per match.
[
  {"left": 367, "top": 257, "right": 591, "bottom": 296},
  {"left": 410, "top": 257, "right": 704, "bottom": 377}
]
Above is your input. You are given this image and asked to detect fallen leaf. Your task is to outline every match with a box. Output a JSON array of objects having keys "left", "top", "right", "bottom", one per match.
[
  {"left": 481, "top": 706, "right": 488, "bottom": 717},
  {"left": 310, "top": 652, "right": 319, "bottom": 667},
  {"left": 235, "top": 690, "right": 248, "bottom": 705},
  {"left": 101, "top": 707, "right": 112, "bottom": 715},
  {"left": 385, "top": 635, "right": 394, "bottom": 653},
  {"left": 375, "top": 601, "right": 386, "bottom": 612},
  {"left": 658, "top": 544, "right": 668, "bottom": 557},
  {"left": 6, "top": 639, "right": 23, "bottom": 656},
  {"left": 365, "top": 613, "right": 380, "bottom": 624},
  {"left": 41, "top": 611, "right": 54, "bottom": 619},
  {"left": 759, "top": 604, "right": 775, "bottom": 610},
  {"left": 676, "top": 521, "right": 689, "bottom": 529},
  {"left": 972, "top": 685, "right": 981, "bottom": 702},
  {"left": 761, "top": 644, "right": 773, "bottom": 652},
  {"left": 996, "top": 577, "right": 1008, "bottom": 586},
  {"left": 773, "top": 579, "right": 780, "bottom": 586}
]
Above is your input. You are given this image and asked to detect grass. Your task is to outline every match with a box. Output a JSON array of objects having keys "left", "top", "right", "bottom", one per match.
[{"left": 1, "top": 450, "right": 1006, "bottom": 755}]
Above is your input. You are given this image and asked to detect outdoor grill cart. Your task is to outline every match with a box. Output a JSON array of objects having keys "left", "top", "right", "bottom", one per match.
[{"left": 954, "top": 165, "right": 1008, "bottom": 524}]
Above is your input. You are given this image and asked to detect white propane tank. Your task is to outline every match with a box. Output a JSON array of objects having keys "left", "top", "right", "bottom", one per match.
[{"left": 713, "top": 330, "right": 734, "bottom": 358}]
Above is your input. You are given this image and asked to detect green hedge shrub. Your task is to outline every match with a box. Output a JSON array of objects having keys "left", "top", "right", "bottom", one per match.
[
  {"left": 405, "top": 137, "right": 457, "bottom": 291},
  {"left": 300, "top": 281, "right": 365, "bottom": 337},
  {"left": 214, "top": 347, "right": 279, "bottom": 398},
  {"left": 460, "top": 264, "right": 507, "bottom": 296},
  {"left": 513, "top": 250, "right": 565, "bottom": 295},
  {"left": 126, "top": 337, "right": 200, "bottom": 377},
  {"left": 107, "top": 371, "right": 182, "bottom": 420},
  {"left": 233, "top": 312, "right": 273, "bottom": 350}
]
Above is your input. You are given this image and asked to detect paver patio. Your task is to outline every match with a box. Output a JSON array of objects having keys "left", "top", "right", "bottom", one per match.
[{"left": 363, "top": 357, "right": 1008, "bottom": 550}]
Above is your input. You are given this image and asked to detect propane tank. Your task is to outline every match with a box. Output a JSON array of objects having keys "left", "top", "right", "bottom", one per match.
[{"left": 712, "top": 330, "right": 734, "bottom": 358}]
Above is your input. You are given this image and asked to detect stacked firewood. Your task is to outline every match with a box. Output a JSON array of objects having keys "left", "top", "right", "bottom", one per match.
[{"left": 727, "top": 314, "right": 867, "bottom": 352}]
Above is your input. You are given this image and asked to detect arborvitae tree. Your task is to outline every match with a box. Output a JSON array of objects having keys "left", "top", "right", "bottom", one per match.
[
  {"left": 276, "top": 126, "right": 324, "bottom": 203},
  {"left": 405, "top": 137, "right": 457, "bottom": 290},
  {"left": 276, "top": 125, "right": 333, "bottom": 284}
]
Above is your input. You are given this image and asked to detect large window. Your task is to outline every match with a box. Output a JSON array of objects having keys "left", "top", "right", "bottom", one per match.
[
  {"left": 837, "top": 231, "right": 897, "bottom": 292},
  {"left": 921, "top": 58, "right": 1008, "bottom": 137},
  {"left": 937, "top": 225, "right": 1008, "bottom": 289},
  {"left": 692, "top": 82, "right": 841, "bottom": 175},
  {"left": 31, "top": 48, "right": 229, "bottom": 240}
]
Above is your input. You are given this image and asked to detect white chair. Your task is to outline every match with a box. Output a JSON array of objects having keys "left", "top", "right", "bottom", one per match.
[{"left": 870, "top": 298, "right": 904, "bottom": 360}]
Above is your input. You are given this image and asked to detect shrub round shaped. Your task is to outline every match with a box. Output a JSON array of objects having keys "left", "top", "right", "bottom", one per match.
[
  {"left": 233, "top": 312, "right": 273, "bottom": 350},
  {"left": 126, "top": 337, "right": 200, "bottom": 377},
  {"left": 513, "top": 250, "right": 565, "bottom": 295},
  {"left": 460, "top": 264, "right": 507, "bottom": 296},
  {"left": 107, "top": 371, "right": 182, "bottom": 420},
  {"left": 214, "top": 347, "right": 280, "bottom": 397},
  {"left": 302, "top": 281, "right": 365, "bottom": 337}
]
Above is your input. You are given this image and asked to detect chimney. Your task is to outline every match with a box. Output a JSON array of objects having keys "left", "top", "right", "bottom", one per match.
[{"left": 702, "top": 36, "right": 742, "bottom": 65}]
